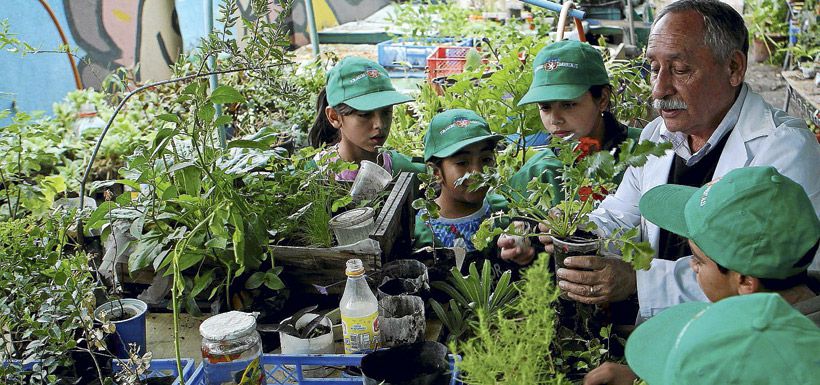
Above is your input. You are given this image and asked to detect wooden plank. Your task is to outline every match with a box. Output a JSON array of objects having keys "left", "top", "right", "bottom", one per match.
[{"left": 371, "top": 172, "right": 416, "bottom": 263}]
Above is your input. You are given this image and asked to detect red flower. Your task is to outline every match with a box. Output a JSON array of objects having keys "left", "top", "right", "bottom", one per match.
[
  {"left": 579, "top": 186, "right": 608, "bottom": 202},
  {"left": 575, "top": 137, "right": 601, "bottom": 161}
]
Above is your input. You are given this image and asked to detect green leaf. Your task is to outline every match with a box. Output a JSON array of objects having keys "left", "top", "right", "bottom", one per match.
[
  {"left": 227, "top": 140, "right": 270, "bottom": 150},
  {"left": 210, "top": 85, "right": 245, "bottom": 104},
  {"left": 178, "top": 252, "right": 203, "bottom": 271},
  {"left": 191, "top": 269, "right": 215, "bottom": 297},
  {"left": 233, "top": 229, "right": 245, "bottom": 265},
  {"left": 264, "top": 271, "right": 285, "bottom": 290},
  {"left": 157, "top": 114, "right": 180, "bottom": 124},
  {"left": 197, "top": 104, "right": 215, "bottom": 123},
  {"left": 85, "top": 201, "right": 118, "bottom": 230},
  {"left": 204, "top": 236, "right": 228, "bottom": 249},
  {"left": 214, "top": 115, "right": 233, "bottom": 127},
  {"left": 245, "top": 272, "right": 265, "bottom": 289}
]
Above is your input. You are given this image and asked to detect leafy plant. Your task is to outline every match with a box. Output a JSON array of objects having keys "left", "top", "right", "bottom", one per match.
[
  {"left": 453, "top": 255, "right": 625, "bottom": 384},
  {"left": 0, "top": 212, "right": 115, "bottom": 384},
  {"left": 429, "top": 260, "right": 519, "bottom": 341}
]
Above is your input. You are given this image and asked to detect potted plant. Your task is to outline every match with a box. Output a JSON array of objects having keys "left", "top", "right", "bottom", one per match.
[
  {"left": 781, "top": 43, "right": 819, "bottom": 78},
  {"left": 472, "top": 136, "right": 670, "bottom": 272},
  {"left": 745, "top": 0, "right": 789, "bottom": 63}
]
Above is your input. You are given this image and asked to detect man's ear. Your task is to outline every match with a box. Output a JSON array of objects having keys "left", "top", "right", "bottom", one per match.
[
  {"left": 727, "top": 50, "right": 746, "bottom": 87},
  {"left": 737, "top": 274, "right": 762, "bottom": 295},
  {"left": 325, "top": 106, "right": 343, "bottom": 129}
]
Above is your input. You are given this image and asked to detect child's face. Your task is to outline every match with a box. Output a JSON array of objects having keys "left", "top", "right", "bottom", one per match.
[
  {"left": 688, "top": 240, "right": 738, "bottom": 302},
  {"left": 331, "top": 106, "right": 394, "bottom": 154},
  {"left": 434, "top": 141, "right": 496, "bottom": 205},
  {"left": 537, "top": 90, "right": 608, "bottom": 141}
]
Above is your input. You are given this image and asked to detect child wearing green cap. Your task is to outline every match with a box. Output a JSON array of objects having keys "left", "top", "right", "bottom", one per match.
[
  {"left": 308, "top": 56, "right": 424, "bottom": 181},
  {"left": 414, "top": 109, "right": 531, "bottom": 277},
  {"left": 499, "top": 39, "right": 642, "bottom": 265},
  {"left": 584, "top": 166, "right": 820, "bottom": 385},
  {"left": 508, "top": 40, "right": 642, "bottom": 196},
  {"left": 625, "top": 293, "right": 820, "bottom": 385}
]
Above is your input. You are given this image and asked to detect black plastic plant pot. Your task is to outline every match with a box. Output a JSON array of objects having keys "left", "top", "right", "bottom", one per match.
[{"left": 360, "top": 341, "right": 450, "bottom": 385}]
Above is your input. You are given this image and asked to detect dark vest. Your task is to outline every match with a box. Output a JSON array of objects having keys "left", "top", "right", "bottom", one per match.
[{"left": 657, "top": 130, "right": 733, "bottom": 261}]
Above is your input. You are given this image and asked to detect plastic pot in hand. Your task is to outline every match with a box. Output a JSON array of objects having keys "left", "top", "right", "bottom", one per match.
[
  {"left": 350, "top": 160, "right": 393, "bottom": 201},
  {"left": 94, "top": 298, "right": 148, "bottom": 358},
  {"left": 551, "top": 235, "right": 600, "bottom": 270},
  {"left": 328, "top": 207, "right": 376, "bottom": 246},
  {"left": 361, "top": 341, "right": 450, "bottom": 385},
  {"left": 379, "top": 295, "right": 425, "bottom": 347}
]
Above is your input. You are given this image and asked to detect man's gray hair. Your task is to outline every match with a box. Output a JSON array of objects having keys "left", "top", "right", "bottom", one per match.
[{"left": 654, "top": 0, "right": 749, "bottom": 63}]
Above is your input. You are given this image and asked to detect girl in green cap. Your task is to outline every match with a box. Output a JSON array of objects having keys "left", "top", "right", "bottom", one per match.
[
  {"left": 508, "top": 40, "right": 641, "bottom": 194},
  {"left": 415, "top": 109, "right": 531, "bottom": 279},
  {"left": 308, "top": 56, "right": 423, "bottom": 181},
  {"left": 500, "top": 40, "right": 642, "bottom": 265}
]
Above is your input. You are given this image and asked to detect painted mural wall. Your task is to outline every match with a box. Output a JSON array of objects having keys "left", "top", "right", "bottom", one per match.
[{"left": 1, "top": 0, "right": 388, "bottom": 116}]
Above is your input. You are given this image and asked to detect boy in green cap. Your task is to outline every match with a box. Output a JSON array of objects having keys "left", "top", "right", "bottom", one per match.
[
  {"left": 584, "top": 166, "right": 820, "bottom": 385},
  {"left": 308, "top": 56, "right": 424, "bottom": 180},
  {"left": 498, "top": 40, "right": 642, "bottom": 265},
  {"left": 626, "top": 293, "right": 820, "bottom": 385},
  {"left": 414, "top": 109, "right": 530, "bottom": 278}
]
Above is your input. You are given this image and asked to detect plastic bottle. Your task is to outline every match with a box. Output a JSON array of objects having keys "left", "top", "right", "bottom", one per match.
[
  {"left": 340, "top": 258, "right": 380, "bottom": 354},
  {"left": 72, "top": 103, "right": 106, "bottom": 137}
]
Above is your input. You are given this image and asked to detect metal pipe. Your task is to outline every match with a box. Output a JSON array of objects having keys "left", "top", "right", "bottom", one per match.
[
  {"left": 304, "top": 0, "right": 321, "bottom": 57},
  {"left": 38, "top": 0, "right": 83, "bottom": 90},
  {"left": 205, "top": 0, "right": 226, "bottom": 147},
  {"left": 521, "top": 0, "right": 586, "bottom": 20}
]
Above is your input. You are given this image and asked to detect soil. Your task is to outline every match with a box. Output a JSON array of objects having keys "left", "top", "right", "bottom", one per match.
[{"left": 108, "top": 308, "right": 137, "bottom": 322}]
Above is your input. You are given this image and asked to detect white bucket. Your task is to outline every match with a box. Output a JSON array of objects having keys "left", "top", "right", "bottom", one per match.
[
  {"left": 279, "top": 313, "right": 334, "bottom": 376},
  {"left": 328, "top": 207, "right": 376, "bottom": 246},
  {"left": 350, "top": 160, "right": 393, "bottom": 201}
]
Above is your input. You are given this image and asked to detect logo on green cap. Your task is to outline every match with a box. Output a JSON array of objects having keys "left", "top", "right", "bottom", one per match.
[
  {"left": 348, "top": 67, "right": 382, "bottom": 84},
  {"left": 538, "top": 59, "right": 579, "bottom": 72}
]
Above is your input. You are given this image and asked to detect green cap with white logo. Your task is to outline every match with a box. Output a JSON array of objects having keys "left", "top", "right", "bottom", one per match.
[
  {"left": 626, "top": 293, "right": 820, "bottom": 385},
  {"left": 326, "top": 56, "right": 413, "bottom": 111},
  {"left": 518, "top": 40, "right": 609, "bottom": 106},
  {"left": 423, "top": 109, "right": 502, "bottom": 162},
  {"left": 639, "top": 166, "right": 820, "bottom": 279}
]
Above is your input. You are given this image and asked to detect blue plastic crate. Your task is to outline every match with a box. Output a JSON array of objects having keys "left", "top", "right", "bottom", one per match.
[
  {"left": 186, "top": 354, "right": 462, "bottom": 385},
  {"left": 377, "top": 38, "right": 473, "bottom": 69},
  {"left": 4, "top": 358, "right": 194, "bottom": 384}
]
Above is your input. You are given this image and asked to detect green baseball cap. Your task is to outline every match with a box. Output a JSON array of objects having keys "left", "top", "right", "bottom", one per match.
[
  {"left": 326, "top": 56, "right": 413, "bottom": 111},
  {"left": 518, "top": 40, "right": 610, "bottom": 106},
  {"left": 423, "top": 109, "right": 502, "bottom": 162},
  {"left": 626, "top": 293, "right": 820, "bottom": 385},
  {"left": 639, "top": 166, "right": 820, "bottom": 279}
]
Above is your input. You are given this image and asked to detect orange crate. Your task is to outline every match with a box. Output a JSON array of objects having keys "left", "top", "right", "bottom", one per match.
[{"left": 426, "top": 46, "right": 473, "bottom": 83}]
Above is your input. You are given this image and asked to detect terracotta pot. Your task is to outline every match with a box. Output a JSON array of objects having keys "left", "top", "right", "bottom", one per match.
[{"left": 751, "top": 35, "right": 788, "bottom": 63}]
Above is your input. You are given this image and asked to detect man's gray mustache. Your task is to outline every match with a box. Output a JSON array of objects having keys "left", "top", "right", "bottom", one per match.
[{"left": 653, "top": 98, "right": 688, "bottom": 110}]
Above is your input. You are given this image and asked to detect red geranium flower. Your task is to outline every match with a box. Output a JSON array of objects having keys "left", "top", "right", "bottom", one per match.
[
  {"left": 579, "top": 185, "right": 608, "bottom": 202},
  {"left": 575, "top": 137, "right": 601, "bottom": 161}
]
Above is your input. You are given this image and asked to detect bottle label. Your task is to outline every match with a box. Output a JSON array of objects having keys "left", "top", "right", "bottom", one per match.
[{"left": 341, "top": 312, "right": 380, "bottom": 354}]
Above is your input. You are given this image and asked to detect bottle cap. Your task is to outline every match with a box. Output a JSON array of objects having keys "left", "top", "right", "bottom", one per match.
[{"left": 346, "top": 258, "right": 365, "bottom": 277}]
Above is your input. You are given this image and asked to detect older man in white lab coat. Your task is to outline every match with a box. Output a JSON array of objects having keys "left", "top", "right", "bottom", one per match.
[{"left": 502, "top": 0, "right": 820, "bottom": 323}]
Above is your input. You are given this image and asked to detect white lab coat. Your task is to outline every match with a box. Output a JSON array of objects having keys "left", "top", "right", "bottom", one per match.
[{"left": 589, "top": 85, "right": 820, "bottom": 322}]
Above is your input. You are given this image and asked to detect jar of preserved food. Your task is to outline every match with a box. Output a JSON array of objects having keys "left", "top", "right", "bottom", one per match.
[{"left": 199, "top": 311, "right": 263, "bottom": 385}]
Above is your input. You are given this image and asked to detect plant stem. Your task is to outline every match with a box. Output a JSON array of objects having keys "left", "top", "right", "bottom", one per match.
[{"left": 0, "top": 167, "right": 14, "bottom": 220}]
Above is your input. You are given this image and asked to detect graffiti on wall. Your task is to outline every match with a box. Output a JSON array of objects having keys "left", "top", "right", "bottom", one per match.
[
  {"left": 63, "top": 0, "right": 182, "bottom": 89},
  {"left": 1, "top": 0, "right": 386, "bottom": 114}
]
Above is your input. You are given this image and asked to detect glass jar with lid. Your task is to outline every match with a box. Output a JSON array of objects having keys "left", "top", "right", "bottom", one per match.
[{"left": 199, "top": 311, "right": 263, "bottom": 385}]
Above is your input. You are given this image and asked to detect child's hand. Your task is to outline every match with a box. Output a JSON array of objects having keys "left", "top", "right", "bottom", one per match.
[{"left": 497, "top": 236, "right": 535, "bottom": 265}]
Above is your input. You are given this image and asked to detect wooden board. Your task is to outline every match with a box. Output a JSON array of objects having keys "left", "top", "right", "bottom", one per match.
[{"left": 370, "top": 172, "right": 416, "bottom": 263}]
